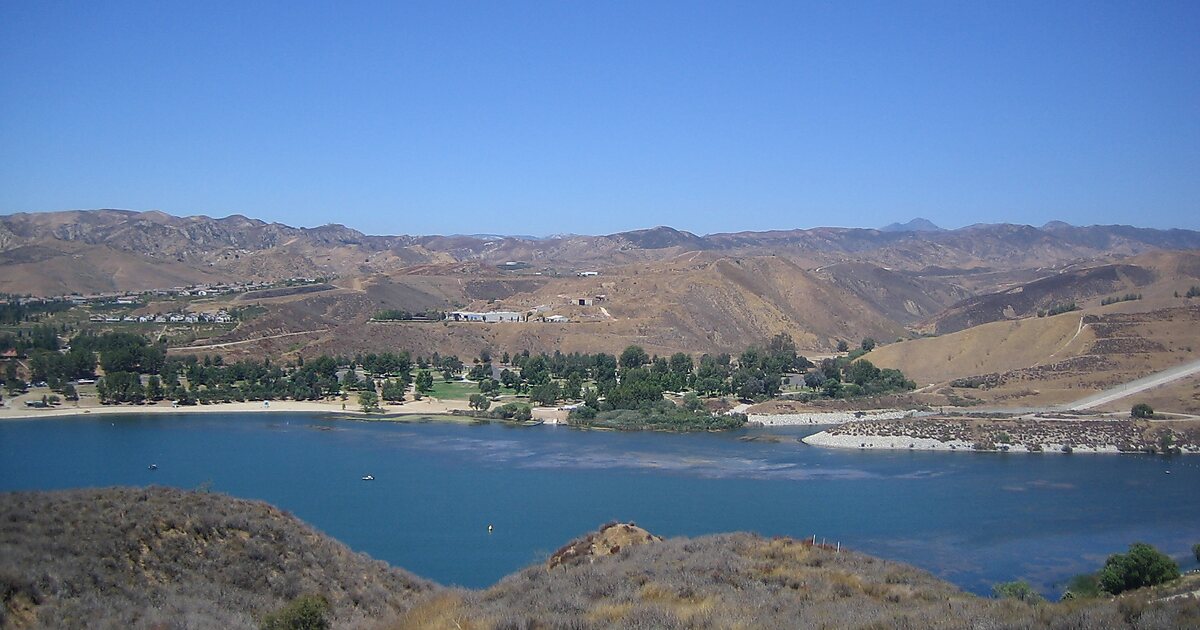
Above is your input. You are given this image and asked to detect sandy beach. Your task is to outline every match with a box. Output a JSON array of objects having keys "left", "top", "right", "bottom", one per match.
[
  {"left": 0, "top": 390, "right": 468, "bottom": 421},
  {"left": 0, "top": 387, "right": 576, "bottom": 424}
]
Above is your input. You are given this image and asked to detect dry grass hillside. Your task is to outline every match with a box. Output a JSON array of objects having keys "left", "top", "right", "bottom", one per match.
[
  {"left": 1093, "top": 373, "right": 1200, "bottom": 415},
  {"left": 872, "top": 314, "right": 1089, "bottom": 387},
  {"left": 5, "top": 489, "right": 1198, "bottom": 630},
  {"left": 0, "top": 487, "right": 433, "bottom": 629},
  {"left": 187, "top": 254, "right": 914, "bottom": 359},
  {"left": 390, "top": 531, "right": 1200, "bottom": 630},
  {"left": 874, "top": 305, "right": 1200, "bottom": 409},
  {"left": 0, "top": 242, "right": 226, "bottom": 295},
  {"left": 6, "top": 210, "right": 1200, "bottom": 297},
  {"left": 922, "top": 251, "right": 1200, "bottom": 334}
]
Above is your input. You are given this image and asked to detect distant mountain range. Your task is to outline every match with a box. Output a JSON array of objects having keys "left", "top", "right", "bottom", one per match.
[
  {"left": 3, "top": 208, "right": 1199, "bottom": 360},
  {"left": 2, "top": 209, "right": 1199, "bottom": 296},
  {"left": 879, "top": 218, "right": 944, "bottom": 232}
]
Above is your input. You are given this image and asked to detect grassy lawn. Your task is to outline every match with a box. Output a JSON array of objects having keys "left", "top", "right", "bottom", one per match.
[
  {"left": 425, "top": 380, "right": 520, "bottom": 400},
  {"left": 425, "top": 380, "right": 483, "bottom": 400}
]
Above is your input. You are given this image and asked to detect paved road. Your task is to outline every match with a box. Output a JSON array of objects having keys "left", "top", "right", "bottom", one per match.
[{"left": 1061, "top": 358, "right": 1200, "bottom": 411}]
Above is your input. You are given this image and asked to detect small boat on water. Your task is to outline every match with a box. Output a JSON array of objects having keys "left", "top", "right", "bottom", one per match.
[
  {"left": 148, "top": 464, "right": 158, "bottom": 470},
  {"left": 361, "top": 475, "right": 374, "bottom": 481},
  {"left": 521, "top": 419, "right": 544, "bottom": 427}
]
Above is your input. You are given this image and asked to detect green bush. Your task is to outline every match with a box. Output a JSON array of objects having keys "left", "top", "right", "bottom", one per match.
[
  {"left": 1061, "top": 573, "right": 1103, "bottom": 600},
  {"left": 261, "top": 594, "right": 330, "bottom": 630},
  {"left": 1131, "top": 403, "right": 1154, "bottom": 419},
  {"left": 1098, "top": 543, "right": 1179, "bottom": 595},
  {"left": 992, "top": 580, "right": 1044, "bottom": 603}
]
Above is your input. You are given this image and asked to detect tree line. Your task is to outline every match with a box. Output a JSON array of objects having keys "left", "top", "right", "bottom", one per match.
[{"left": 3, "top": 330, "right": 915, "bottom": 411}]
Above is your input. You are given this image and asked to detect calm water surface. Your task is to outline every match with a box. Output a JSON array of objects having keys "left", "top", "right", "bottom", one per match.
[{"left": 2, "top": 413, "right": 1198, "bottom": 596}]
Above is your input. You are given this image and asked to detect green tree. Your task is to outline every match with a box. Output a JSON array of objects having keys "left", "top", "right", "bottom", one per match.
[
  {"left": 835, "top": 339, "right": 849, "bottom": 353},
  {"left": 619, "top": 345, "right": 649, "bottom": 370},
  {"left": 520, "top": 355, "right": 550, "bottom": 386},
  {"left": 415, "top": 370, "right": 434, "bottom": 394},
  {"left": 145, "top": 375, "right": 164, "bottom": 401},
  {"left": 992, "top": 580, "right": 1044, "bottom": 603},
  {"left": 583, "top": 388, "right": 600, "bottom": 410},
  {"left": 468, "top": 393, "right": 491, "bottom": 411},
  {"left": 381, "top": 379, "right": 406, "bottom": 402},
  {"left": 358, "top": 389, "right": 381, "bottom": 413},
  {"left": 565, "top": 373, "right": 583, "bottom": 400},
  {"left": 1131, "top": 403, "right": 1154, "bottom": 418},
  {"left": 1193, "top": 543, "right": 1200, "bottom": 564},
  {"left": 478, "top": 378, "right": 500, "bottom": 396},
  {"left": 260, "top": 594, "right": 331, "bottom": 630},
  {"left": 530, "top": 381, "right": 561, "bottom": 406},
  {"left": 860, "top": 337, "right": 877, "bottom": 352},
  {"left": 844, "top": 359, "right": 882, "bottom": 386},
  {"left": 340, "top": 368, "right": 361, "bottom": 392},
  {"left": 1098, "top": 543, "right": 1180, "bottom": 594}
]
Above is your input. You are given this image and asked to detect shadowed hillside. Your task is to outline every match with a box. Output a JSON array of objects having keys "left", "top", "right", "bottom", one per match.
[
  {"left": 0, "top": 488, "right": 433, "bottom": 629},
  {"left": 922, "top": 251, "right": 1200, "bottom": 334}
]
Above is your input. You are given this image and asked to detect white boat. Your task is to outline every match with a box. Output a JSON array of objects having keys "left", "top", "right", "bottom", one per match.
[{"left": 361, "top": 475, "right": 374, "bottom": 481}]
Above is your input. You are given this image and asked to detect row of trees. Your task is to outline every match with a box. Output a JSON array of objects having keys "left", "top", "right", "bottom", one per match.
[{"left": 12, "top": 329, "right": 914, "bottom": 410}]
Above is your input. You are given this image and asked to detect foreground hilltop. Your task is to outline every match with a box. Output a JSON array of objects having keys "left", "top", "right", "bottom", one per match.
[
  {"left": 0, "top": 488, "right": 434, "bottom": 629},
  {"left": 3, "top": 488, "right": 1198, "bottom": 629}
]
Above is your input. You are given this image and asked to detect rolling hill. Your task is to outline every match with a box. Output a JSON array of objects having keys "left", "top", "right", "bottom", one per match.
[
  {"left": 4, "top": 209, "right": 1200, "bottom": 296},
  {"left": 4, "top": 209, "right": 1199, "bottom": 367},
  {"left": 2, "top": 488, "right": 1196, "bottom": 629}
]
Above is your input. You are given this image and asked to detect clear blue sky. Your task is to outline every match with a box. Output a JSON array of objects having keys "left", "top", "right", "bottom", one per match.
[{"left": 2, "top": 1, "right": 1198, "bottom": 236}]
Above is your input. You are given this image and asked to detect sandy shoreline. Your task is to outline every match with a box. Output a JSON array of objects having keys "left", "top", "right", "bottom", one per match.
[
  {"left": 0, "top": 392, "right": 574, "bottom": 424},
  {"left": 0, "top": 398, "right": 469, "bottom": 421}
]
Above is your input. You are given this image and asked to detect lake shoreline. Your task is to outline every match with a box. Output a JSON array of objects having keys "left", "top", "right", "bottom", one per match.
[
  {"left": 803, "top": 416, "right": 1200, "bottom": 455},
  {"left": 0, "top": 398, "right": 471, "bottom": 422}
]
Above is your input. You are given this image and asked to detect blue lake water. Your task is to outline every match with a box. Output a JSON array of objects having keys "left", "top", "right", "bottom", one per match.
[{"left": 2, "top": 413, "right": 1198, "bottom": 596}]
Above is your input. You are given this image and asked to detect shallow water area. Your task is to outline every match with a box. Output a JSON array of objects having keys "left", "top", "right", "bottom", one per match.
[{"left": 2, "top": 412, "right": 1198, "bottom": 595}]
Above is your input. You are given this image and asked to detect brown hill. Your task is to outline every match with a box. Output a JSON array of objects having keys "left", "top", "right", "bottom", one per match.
[
  {"left": 923, "top": 251, "right": 1200, "bottom": 334},
  {"left": 5, "top": 209, "right": 1200, "bottom": 296},
  {"left": 191, "top": 254, "right": 912, "bottom": 359},
  {"left": 5, "top": 488, "right": 1197, "bottom": 630},
  {"left": 872, "top": 305, "right": 1200, "bottom": 409},
  {"left": 0, "top": 487, "right": 433, "bottom": 629}
]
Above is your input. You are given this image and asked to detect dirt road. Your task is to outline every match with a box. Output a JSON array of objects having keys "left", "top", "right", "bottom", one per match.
[
  {"left": 1062, "top": 358, "right": 1200, "bottom": 411},
  {"left": 178, "top": 329, "right": 328, "bottom": 351}
]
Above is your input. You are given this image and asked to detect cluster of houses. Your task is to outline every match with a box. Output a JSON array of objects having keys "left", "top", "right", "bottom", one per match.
[
  {"left": 447, "top": 293, "right": 609, "bottom": 324},
  {"left": 447, "top": 311, "right": 523, "bottom": 323},
  {"left": 89, "top": 310, "right": 233, "bottom": 324},
  {"left": 446, "top": 310, "right": 572, "bottom": 324},
  {"left": 28, "top": 278, "right": 324, "bottom": 305}
]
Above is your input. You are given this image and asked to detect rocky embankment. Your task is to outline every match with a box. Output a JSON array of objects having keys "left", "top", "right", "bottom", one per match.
[
  {"left": 803, "top": 417, "right": 1200, "bottom": 454},
  {"left": 748, "top": 409, "right": 918, "bottom": 426}
]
